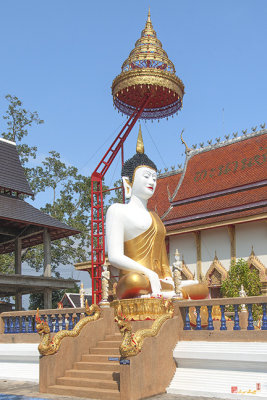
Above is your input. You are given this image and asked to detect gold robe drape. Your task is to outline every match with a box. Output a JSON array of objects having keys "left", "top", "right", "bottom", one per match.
[{"left": 123, "top": 211, "right": 172, "bottom": 279}]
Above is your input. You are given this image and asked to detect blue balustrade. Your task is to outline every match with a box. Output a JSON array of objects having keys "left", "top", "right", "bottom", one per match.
[
  {"left": 27, "top": 316, "right": 33, "bottom": 333},
  {"left": 48, "top": 315, "right": 53, "bottom": 332},
  {"left": 61, "top": 314, "right": 66, "bottom": 330},
  {"left": 262, "top": 303, "right": 267, "bottom": 330},
  {"left": 33, "top": 317, "right": 37, "bottom": 333},
  {"left": 68, "top": 313, "right": 73, "bottom": 330},
  {"left": 220, "top": 305, "right": 227, "bottom": 330},
  {"left": 195, "top": 306, "right": 202, "bottom": 330},
  {"left": 207, "top": 306, "right": 214, "bottom": 330},
  {"left": 4, "top": 317, "right": 9, "bottom": 334},
  {"left": 54, "top": 314, "right": 59, "bottom": 332},
  {"left": 233, "top": 304, "right": 241, "bottom": 330},
  {"left": 9, "top": 317, "right": 14, "bottom": 333},
  {"left": 183, "top": 307, "right": 191, "bottom": 330},
  {"left": 21, "top": 316, "right": 26, "bottom": 333},
  {"left": 247, "top": 304, "right": 254, "bottom": 330},
  {"left": 15, "top": 316, "right": 20, "bottom": 333},
  {"left": 76, "top": 313, "right": 81, "bottom": 323}
]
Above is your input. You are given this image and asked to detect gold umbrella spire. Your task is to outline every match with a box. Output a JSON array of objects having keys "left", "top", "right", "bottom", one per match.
[
  {"left": 121, "top": 9, "right": 176, "bottom": 74},
  {"left": 112, "top": 10, "right": 185, "bottom": 120}
]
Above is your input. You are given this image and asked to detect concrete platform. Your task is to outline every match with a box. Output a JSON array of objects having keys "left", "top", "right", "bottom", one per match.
[{"left": 0, "top": 379, "right": 220, "bottom": 400}]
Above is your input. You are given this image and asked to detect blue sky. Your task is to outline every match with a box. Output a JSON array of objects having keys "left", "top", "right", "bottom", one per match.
[{"left": 0, "top": 0, "right": 266, "bottom": 289}]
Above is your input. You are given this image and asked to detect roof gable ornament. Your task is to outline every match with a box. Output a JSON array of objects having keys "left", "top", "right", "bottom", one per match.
[
  {"left": 248, "top": 246, "right": 267, "bottom": 282},
  {"left": 180, "top": 129, "right": 191, "bottom": 155}
]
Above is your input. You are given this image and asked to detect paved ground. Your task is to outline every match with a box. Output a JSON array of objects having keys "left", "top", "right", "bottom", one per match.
[{"left": 0, "top": 380, "right": 220, "bottom": 400}]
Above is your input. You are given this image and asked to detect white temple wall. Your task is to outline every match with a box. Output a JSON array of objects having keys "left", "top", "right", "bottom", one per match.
[
  {"left": 236, "top": 220, "right": 267, "bottom": 267},
  {"left": 169, "top": 233, "right": 197, "bottom": 277},
  {"left": 168, "top": 220, "right": 267, "bottom": 279},
  {"left": 201, "top": 227, "right": 230, "bottom": 275}
]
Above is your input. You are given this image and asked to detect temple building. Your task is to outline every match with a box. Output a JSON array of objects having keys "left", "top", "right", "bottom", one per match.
[{"left": 148, "top": 128, "right": 267, "bottom": 297}]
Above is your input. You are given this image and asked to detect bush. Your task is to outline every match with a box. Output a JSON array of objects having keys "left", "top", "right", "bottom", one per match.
[{"left": 221, "top": 258, "right": 261, "bottom": 320}]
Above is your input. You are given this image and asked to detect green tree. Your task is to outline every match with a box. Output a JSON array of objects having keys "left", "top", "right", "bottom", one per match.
[
  {"left": 0, "top": 95, "right": 94, "bottom": 276},
  {"left": 221, "top": 258, "right": 261, "bottom": 319},
  {"left": 221, "top": 258, "right": 261, "bottom": 298},
  {"left": 1, "top": 94, "right": 44, "bottom": 181},
  {"left": 108, "top": 179, "right": 124, "bottom": 206}
]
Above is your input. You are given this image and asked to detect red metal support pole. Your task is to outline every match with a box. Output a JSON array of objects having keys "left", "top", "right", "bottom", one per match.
[
  {"left": 121, "top": 143, "right": 125, "bottom": 204},
  {"left": 90, "top": 94, "right": 151, "bottom": 303}
]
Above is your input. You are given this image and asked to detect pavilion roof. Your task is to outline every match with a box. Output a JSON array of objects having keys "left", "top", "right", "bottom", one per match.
[
  {"left": 0, "top": 138, "right": 33, "bottom": 196},
  {"left": 151, "top": 130, "right": 267, "bottom": 233},
  {"left": 0, "top": 194, "right": 80, "bottom": 254}
]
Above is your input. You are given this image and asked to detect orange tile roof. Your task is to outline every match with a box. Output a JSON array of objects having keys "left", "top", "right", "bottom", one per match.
[
  {"left": 172, "top": 132, "right": 267, "bottom": 202},
  {"left": 149, "top": 131, "right": 267, "bottom": 232},
  {"left": 164, "top": 186, "right": 266, "bottom": 223}
]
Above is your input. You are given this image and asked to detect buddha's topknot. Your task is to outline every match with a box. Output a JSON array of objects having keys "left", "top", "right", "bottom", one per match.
[{"left": 121, "top": 153, "right": 157, "bottom": 183}]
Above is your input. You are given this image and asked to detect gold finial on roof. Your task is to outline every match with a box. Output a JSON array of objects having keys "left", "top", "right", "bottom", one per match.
[
  {"left": 147, "top": 7, "right": 151, "bottom": 22},
  {"left": 180, "top": 129, "right": 191, "bottom": 154},
  {"left": 136, "top": 125, "right": 144, "bottom": 154}
]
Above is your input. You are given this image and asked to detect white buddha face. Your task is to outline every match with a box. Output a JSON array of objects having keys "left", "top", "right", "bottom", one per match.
[{"left": 131, "top": 166, "right": 157, "bottom": 200}]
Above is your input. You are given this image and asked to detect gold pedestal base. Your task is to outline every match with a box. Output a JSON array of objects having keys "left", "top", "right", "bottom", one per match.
[{"left": 111, "top": 297, "right": 174, "bottom": 321}]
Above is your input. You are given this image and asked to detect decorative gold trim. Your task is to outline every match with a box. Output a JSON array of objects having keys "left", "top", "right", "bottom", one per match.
[
  {"left": 248, "top": 247, "right": 267, "bottom": 282},
  {"left": 181, "top": 259, "right": 194, "bottom": 281},
  {"left": 166, "top": 214, "right": 267, "bottom": 236},
  {"left": 36, "top": 303, "right": 101, "bottom": 356},
  {"left": 112, "top": 69, "right": 184, "bottom": 100},
  {"left": 205, "top": 252, "right": 228, "bottom": 286},
  {"left": 115, "top": 300, "right": 173, "bottom": 358},
  {"left": 111, "top": 297, "right": 173, "bottom": 321}
]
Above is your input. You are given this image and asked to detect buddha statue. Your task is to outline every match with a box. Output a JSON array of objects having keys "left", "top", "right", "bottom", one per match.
[{"left": 106, "top": 127, "right": 205, "bottom": 300}]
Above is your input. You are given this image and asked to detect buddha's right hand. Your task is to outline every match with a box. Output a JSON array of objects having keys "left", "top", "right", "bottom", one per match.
[{"left": 145, "top": 269, "right": 162, "bottom": 295}]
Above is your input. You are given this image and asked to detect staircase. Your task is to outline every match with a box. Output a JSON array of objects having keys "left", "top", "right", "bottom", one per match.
[
  {"left": 167, "top": 341, "right": 267, "bottom": 399},
  {"left": 48, "top": 333, "right": 122, "bottom": 399}
]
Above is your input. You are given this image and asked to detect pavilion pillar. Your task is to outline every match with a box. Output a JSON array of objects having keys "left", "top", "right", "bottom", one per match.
[
  {"left": 15, "top": 237, "right": 22, "bottom": 310},
  {"left": 227, "top": 224, "right": 236, "bottom": 265},
  {"left": 194, "top": 231, "right": 202, "bottom": 281},
  {"left": 43, "top": 228, "right": 52, "bottom": 309}
]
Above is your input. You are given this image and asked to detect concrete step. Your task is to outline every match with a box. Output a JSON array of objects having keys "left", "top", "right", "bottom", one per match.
[
  {"left": 105, "top": 334, "right": 122, "bottom": 341},
  {"left": 65, "top": 368, "right": 119, "bottom": 381},
  {"left": 97, "top": 340, "right": 121, "bottom": 348},
  {"left": 168, "top": 367, "right": 267, "bottom": 399},
  {"left": 90, "top": 347, "right": 120, "bottom": 355},
  {"left": 74, "top": 361, "right": 120, "bottom": 372},
  {"left": 48, "top": 384, "right": 120, "bottom": 400},
  {"left": 57, "top": 376, "right": 119, "bottom": 390},
  {"left": 81, "top": 354, "right": 120, "bottom": 363}
]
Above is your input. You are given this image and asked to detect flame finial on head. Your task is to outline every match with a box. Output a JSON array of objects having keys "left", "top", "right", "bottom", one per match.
[{"left": 136, "top": 125, "right": 144, "bottom": 154}]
